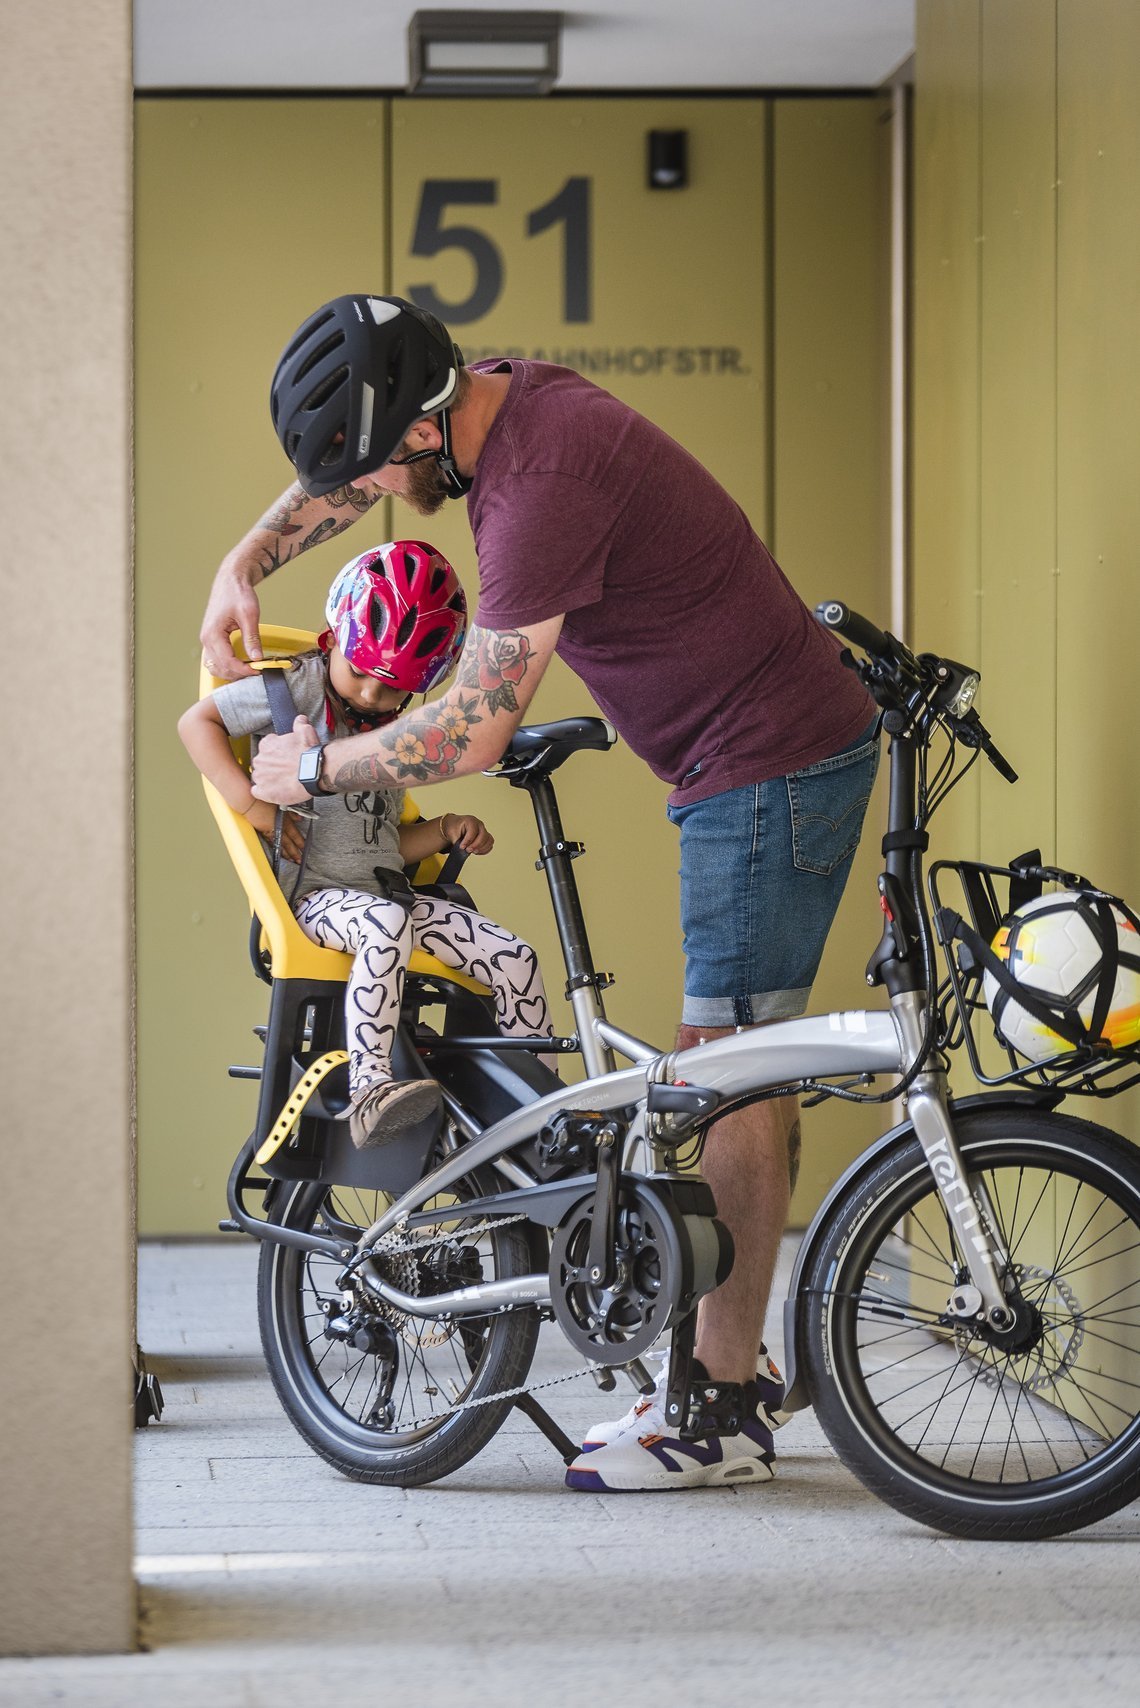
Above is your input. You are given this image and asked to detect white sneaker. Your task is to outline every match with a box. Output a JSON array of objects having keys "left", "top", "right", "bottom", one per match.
[
  {"left": 581, "top": 1346, "right": 787, "bottom": 1451},
  {"left": 566, "top": 1368, "right": 776, "bottom": 1493}
]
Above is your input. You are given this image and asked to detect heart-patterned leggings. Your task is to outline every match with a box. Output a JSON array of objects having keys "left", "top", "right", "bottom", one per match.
[{"left": 293, "top": 886, "right": 553, "bottom": 1096}]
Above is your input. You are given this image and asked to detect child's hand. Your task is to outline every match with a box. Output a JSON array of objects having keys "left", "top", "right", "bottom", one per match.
[
  {"left": 244, "top": 798, "right": 308, "bottom": 863},
  {"left": 442, "top": 813, "right": 494, "bottom": 856}
]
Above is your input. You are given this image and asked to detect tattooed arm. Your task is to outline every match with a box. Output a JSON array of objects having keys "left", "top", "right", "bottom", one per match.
[
  {"left": 250, "top": 616, "right": 564, "bottom": 805},
  {"left": 200, "top": 478, "right": 383, "bottom": 680}
]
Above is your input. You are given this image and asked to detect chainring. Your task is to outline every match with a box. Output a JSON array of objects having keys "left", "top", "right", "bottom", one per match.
[{"left": 549, "top": 1183, "right": 684, "bottom": 1364}]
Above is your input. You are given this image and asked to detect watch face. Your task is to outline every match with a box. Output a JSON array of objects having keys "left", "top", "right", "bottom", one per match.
[{"left": 299, "top": 746, "right": 322, "bottom": 782}]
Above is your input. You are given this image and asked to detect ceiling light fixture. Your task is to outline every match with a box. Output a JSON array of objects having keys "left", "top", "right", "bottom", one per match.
[{"left": 408, "top": 10, "right": 562, "bottom": 95}]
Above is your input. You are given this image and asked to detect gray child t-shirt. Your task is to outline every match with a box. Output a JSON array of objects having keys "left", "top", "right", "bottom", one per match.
[{"left": 211, "top": 651, "right": 406, "bottom": 904}]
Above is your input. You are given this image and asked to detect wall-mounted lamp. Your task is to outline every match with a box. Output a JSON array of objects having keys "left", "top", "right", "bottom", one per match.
[
  {"left": 408, "top": 10, "right": 562, "bottom": 95},
  {"left": 648, "top": 130, "right": 688, "bottom": 190}
]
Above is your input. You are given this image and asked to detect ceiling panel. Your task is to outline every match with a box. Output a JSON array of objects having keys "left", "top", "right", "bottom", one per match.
[{"left": 134, "top": 1, "right": 915, "bottom": 91}]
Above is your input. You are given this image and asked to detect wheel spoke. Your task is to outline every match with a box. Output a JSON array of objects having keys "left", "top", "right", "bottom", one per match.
[
  {"left": 265, "top": 1171, "right": 536, "bottom": 1468},
  {"left": 821, "top": 1137, "right": 1140, "bottom": 1509}
]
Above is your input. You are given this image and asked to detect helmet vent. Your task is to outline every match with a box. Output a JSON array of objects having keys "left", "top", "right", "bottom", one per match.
[
  {"left": 429, "top": 566, "right": 447, "bottom": 593},
  {"left": 396, "top": 605, "right": 419, "bottom": 649},
  {"left": 302, "top": 364, "right": 349, "bottom": 413},
  {"left": 415, "top": 625, "right": 449, "bottom": 658},
  {"left": 295, "top": 332, "right": 345, "bottom": 386},
  {"left": 368, "top": 593, "right": 390, "bottom": 638},
  {"left": 279, "top": 309, "right": 334, "bottom": 366},
  {"left": 401, "top": 549, "right": 418, "bottom": 586},
  {"left": 386, "top": 336, "right": 404, "bottom": 403},
  {"left": 317, "top": 434, "right": 349, "bottom": 469}
]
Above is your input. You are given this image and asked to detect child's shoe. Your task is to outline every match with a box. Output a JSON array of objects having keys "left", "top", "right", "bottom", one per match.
[{"left": 347, "top": 1079, "right": 442, "bottom": 1149}]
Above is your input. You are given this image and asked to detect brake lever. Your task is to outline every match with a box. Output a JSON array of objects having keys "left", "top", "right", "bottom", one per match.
[
  {"left": 948, "top": 711, "right": 1019, "bottom": 783},
  {"left": 982, "top": 738, "right": 1018, "bottom": 784}
]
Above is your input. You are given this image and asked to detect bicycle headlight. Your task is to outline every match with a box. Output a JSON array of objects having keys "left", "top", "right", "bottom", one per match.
[{"left": 949, "top": 672, "right": 980, "bottom": 717}]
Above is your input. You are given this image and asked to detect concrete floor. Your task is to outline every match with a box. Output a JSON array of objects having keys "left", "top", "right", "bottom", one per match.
[{"left": 1, "top": 1237, "right": 1138, "bottom": 1705}]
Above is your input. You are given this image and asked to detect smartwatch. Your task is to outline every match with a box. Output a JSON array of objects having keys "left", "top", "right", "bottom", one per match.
[{"left": 297, "top": 744, "right": 327, "bottom": 798}]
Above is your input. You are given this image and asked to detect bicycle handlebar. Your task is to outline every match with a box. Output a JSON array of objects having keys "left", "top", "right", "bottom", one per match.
[
  {"left": 814, "top": 599, "right": 893, "bottom": 660},
  {"left": 814, "top": 598, "right": 1018, "bottom": 786}
]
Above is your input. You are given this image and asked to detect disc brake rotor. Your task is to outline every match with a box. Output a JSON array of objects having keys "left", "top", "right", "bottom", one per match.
[{"left": 981, "top": 1263, "right": 1084, "bottom": 1392}]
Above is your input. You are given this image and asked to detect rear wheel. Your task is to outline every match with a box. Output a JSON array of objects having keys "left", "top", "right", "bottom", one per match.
[
  {"left": 803, "top": 1108, "right": 1140, "bottom": 1539},
  {"left": 258, "top": 1167, "right": 540, "bottom": 1486}
]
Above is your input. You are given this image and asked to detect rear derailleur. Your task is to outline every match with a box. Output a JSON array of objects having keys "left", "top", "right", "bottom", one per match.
[{"left": 320, "top": 1296, "right": 401, "bottom": 1427}]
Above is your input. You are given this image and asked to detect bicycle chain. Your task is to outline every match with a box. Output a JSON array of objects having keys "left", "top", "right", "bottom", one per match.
[{"left": 361, "top": 1214, "right": 612, "bottom": 1417}]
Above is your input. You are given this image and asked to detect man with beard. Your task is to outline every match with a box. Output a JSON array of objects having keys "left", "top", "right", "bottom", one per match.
[{"left": 200, "top": 294, "right": 878, "bottom": 1493}]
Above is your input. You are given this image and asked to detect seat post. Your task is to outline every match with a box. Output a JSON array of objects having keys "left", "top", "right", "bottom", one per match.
[{"left": 521, "top": 771, "right": 615, "bottom": 1079}]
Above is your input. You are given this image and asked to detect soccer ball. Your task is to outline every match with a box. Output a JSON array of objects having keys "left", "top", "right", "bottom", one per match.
[{"left": 983, "top": 891, "right": 1140, "bottom": 1062}]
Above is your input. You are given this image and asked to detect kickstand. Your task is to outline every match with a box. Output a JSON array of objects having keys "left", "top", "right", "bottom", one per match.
[{"left": 513, "top": 1391, "right": 579, "bottom": 1465}]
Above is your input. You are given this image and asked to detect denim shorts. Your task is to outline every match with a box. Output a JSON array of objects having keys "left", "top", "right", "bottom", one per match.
[{"left": 666, "top": 719, "right": 880, "bottom": 1027}]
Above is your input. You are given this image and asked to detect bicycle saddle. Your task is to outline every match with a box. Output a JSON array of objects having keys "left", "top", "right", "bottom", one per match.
[{"left": 495, "top": 717, "right": 617, "bottom": 775}]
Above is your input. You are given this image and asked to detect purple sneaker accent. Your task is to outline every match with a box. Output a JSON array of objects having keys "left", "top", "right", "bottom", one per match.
[
  {"left": 581, "top": 1345, "right": 787, "bottom": 1452},
  {"left": 566, "top": 1369, "right": 776, "bottom": 1493}
]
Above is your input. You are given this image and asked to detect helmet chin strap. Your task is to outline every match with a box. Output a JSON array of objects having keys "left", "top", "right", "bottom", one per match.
[
  {"left": 395, "top": 407, "right": 472, "bottom": 499},
  {"left": 328, "top": 687, "right": 413, "bottom": 734},
  {"left": 435, "top": 406, "right": 473, "bottom": 499}
]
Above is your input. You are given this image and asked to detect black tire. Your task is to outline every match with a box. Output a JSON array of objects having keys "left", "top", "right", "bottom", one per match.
[
  {"left": 802, "top": 1107, "right": 1140, "bottom": 1539},
  {"left": 258, "top": 1170, "right": 540, "bottom": 1486}
]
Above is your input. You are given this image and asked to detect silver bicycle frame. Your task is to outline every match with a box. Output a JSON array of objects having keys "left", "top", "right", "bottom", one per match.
[{"left": 349, "top": 990, "right": 1016, "bottom": 1327}]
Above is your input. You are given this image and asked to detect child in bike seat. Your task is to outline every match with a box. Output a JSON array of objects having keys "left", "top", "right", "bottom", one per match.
[{"left": 179, "top": 540, "right": 554, "bottom": 1149}]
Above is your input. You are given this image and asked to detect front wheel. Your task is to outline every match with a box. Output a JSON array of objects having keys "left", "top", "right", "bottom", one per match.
[{"left": 802, "top": 1107, "right": 1140, "bottom": 1539}]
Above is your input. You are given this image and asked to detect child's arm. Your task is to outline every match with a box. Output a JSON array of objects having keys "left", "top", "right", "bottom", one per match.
[
  {"left": 398, "top": 811, "right": 494, "bottom": 865},
  {"left": 178, "top": 697, "right": 306, "bottom": 859}
]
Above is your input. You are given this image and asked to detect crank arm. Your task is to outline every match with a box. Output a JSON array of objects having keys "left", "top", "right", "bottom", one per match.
[{"left": 584, "top": 1124, "right": 621, "bottom": 1286}]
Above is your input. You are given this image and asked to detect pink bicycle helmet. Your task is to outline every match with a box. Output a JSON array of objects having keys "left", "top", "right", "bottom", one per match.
[{"left": 325, "top": 542, "right": 467, "bottom": 693}]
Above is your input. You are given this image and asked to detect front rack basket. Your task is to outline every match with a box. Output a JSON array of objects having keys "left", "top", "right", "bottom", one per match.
[{"left": 928, "top": 854, "right": 1140, "bottom": 1099}]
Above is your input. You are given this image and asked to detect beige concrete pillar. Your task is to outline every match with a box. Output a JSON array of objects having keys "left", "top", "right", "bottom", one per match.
[{"left": 0, "top": 0, "right": 135, "bottom": 1656}]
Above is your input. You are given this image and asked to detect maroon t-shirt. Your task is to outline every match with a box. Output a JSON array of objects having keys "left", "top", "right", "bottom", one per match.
[{"left": 468, "top": 361, "right": 874, "bottom": 806}]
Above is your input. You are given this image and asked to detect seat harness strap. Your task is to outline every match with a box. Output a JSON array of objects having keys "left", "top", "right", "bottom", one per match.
[{"left": 256, "top": 1050, "right": 350, "bottom": 1165}]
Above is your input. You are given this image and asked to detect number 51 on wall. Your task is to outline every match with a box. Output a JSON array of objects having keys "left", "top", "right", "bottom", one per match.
[{"left": 406, "top": 177, "right": 591, "bottom": 326}]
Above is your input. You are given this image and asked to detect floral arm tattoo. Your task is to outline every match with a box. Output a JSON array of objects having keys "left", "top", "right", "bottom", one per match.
[
  {"left": 329, "top": 626, "right": 535, "bottom": 791},
  {"left": 251, "top": 482, "right": 380, "bottom": 579}
]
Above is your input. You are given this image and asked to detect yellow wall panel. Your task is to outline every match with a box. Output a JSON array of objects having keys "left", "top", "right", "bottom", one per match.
[
  {"left": 1056, "top": 0, "right": 1140, "bottom": 1147},
  {"left": 915, "top": 0, "right": 1140, "bottom": 1146},
  {"left": 135, "top": 98, "right": 387, "bottom": 1233},
  {"left": 1056, "top": 0, "right": 1140, "bottom": 899},
  {"left": 912, "top": 0, "right": 982, "bottom": 870},
  {"left": 977, "top": 2, "right": 1057, "bottom": 865},
  {"left": 386, "top": 97, "right": 771, "bottom": 1104},
  {"left": 772, "top": 97, "right": 893, "bottom": 1212},
  {"left": 136, "top": 95, "right": 890, "bottom": 1232}
]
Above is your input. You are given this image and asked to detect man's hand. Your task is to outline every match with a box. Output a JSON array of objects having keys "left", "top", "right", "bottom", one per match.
[
  {"left": 250, "top": 715, "right": 321, "bottom": 806},
  {"left": 442, "top": 813, "right": 494, "bottom": 855},
  {"left": 201, "top": 563, "right": 263, "bottom": 681},
  {"left": 201, "top": 480, "right": 384, "bottom": 680},
  {"left": 242, "top": 798, "right": 309, "bottom": 864}
]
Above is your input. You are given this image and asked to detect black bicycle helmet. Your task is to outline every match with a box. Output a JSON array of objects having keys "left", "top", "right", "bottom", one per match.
[{"left": 270, "top": 295, "right": 466, "bottom": 497}]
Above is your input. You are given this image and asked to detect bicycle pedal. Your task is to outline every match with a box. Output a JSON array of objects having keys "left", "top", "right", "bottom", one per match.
[{"left": 679, "top": 1380, "right": 747, "bottom": 1441}]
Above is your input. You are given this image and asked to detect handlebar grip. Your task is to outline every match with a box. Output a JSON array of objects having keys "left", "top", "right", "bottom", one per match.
[{"left": 815, "top": 600, "right": 893, "bottom": 660}]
